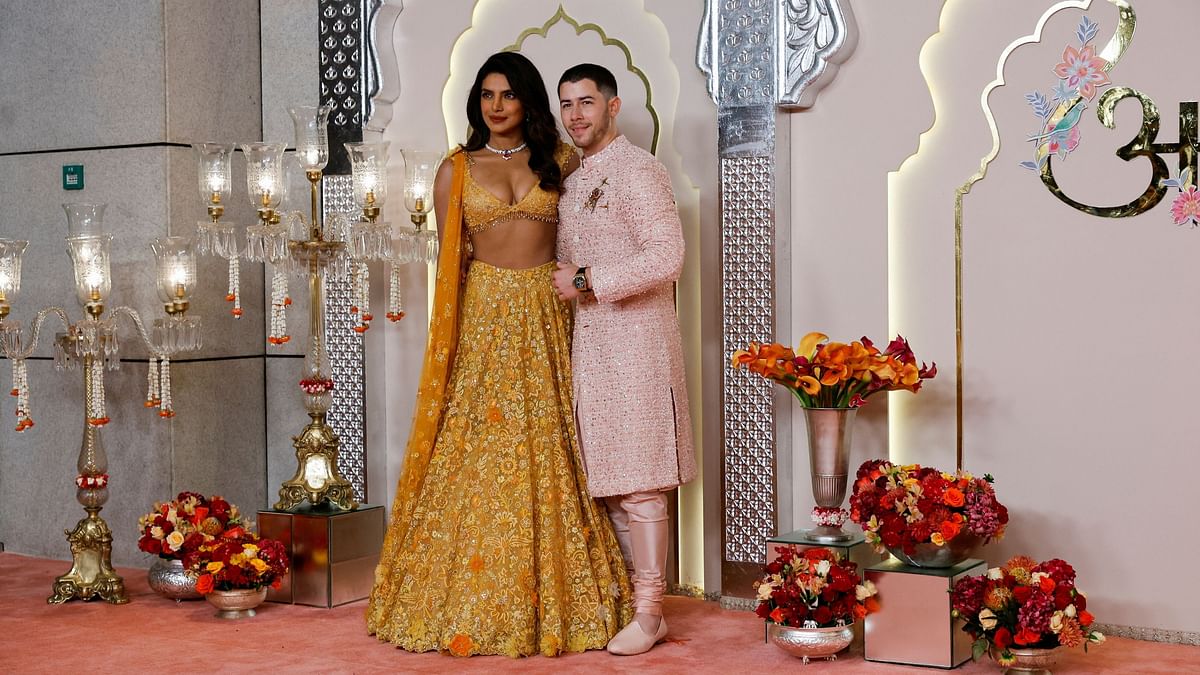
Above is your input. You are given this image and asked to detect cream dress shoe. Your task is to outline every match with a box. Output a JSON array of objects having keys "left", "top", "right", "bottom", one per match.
[{"left": 606, "top": 617, "right": 668, "bottom": 655}]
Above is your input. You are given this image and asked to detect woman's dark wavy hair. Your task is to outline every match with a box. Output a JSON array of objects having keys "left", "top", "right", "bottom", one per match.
[{"left": 463, "top": 51, "right": 562, "bottom": 192}]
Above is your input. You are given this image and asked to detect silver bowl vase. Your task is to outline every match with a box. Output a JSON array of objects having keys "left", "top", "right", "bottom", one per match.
[
  {"left": 885, "top": 531, "right": 980, "bottom": 568},
  {"left": 767, "top": 622, "right": 854, "bottom": 664},
  {"left": 206, "top": 587, "right": 268, "bottom": 619},
  {"left": 147, "top": 558, "right": 201, "bottom": 600}
]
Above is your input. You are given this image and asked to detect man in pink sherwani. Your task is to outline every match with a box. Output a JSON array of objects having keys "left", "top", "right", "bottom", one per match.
[{"left": 552, "top": 63, "right": 697, "bottom": 656}]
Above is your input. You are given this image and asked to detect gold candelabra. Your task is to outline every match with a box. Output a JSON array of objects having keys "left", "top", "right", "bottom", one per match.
[
  {"left": 193, "top": 109, "right": 441, "bottom": 512},
  {"left": 0, "top": 206, "right": 202, "bottom": 603}
]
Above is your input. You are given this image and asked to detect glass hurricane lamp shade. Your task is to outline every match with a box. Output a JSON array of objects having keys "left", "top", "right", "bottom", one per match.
[
  {"left": 0, "top": 238, "right": 29, "bottom": 319},
  {"left": 194, "top": 143, "right": 235, "bottom": 219},
  {"left": 401, "top": 149, "right": 440, "bottom": 227},
  {"left": 66, "top": 233, "right": 113, "bottom": 314},
  {"left": 63, "top": 202, "right": 107, "bottom": 237},
  {"left": 241, "top": 143, "right": 287, "bottom": 216},
  {"left": 288, "top": 105, "right": 332, "bottom": 173},
  {"left": 150, "top": 237, "right": 197, "bottom": 314},
  {"left": 346, "top": 142, "right": 389, "bottom": 220}
]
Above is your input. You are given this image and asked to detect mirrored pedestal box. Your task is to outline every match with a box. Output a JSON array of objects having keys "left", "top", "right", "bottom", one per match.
[
  {"left": 258, "top": 504, "right": 384, "bottom": 608},
  {"left": 864, "top": 557, "right": 985, "bottom": 669}
]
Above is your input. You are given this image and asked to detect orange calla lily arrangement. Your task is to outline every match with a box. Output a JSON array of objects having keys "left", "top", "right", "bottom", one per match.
[{"left": 732, "top": 332, "right": 937, "bottom": 408}]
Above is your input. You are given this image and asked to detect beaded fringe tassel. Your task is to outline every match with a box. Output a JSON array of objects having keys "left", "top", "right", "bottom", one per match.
[
  {"left": 386, "top": 266, "right": 405, "bottom": 321},
  {"left": 158, "top": 357, "right": 174, "bottom": 418},
  {"left": 227, "top": 257, "right": 243, "bottom": 318},
  {"left": 12, "top": 359, "right": 32, "bottom": 432},
  {"left": 351, "top": 261, "right": 371, "bottom": 333},
  {"left": 268, "top": 267, "right": 291, "bottom": 345},
  {"left": 145, "top": 357, "right": 161, "bottom": 409}
]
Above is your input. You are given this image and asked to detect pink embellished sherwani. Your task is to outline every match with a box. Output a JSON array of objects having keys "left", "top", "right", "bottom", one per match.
[{"left": 557, "top": 134, "right": 697, "bottom": 498}]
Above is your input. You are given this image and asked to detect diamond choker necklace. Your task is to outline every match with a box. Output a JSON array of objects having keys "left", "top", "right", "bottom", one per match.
[{"left": 484, "top": 141, "right": 527, "bottom": 160}]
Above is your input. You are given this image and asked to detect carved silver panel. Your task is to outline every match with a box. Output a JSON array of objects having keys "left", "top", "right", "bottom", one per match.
[
  {"left": 778, "top": 0, "right": 855, "bottom": 109},
  {"left": 699, "top": 0, "right": 854, "bottom": 111},
  {"left": 698, "top": 0, "right": 774, "bottom": 110},
  {"left": 721, "top": 156, "right": 776, "bottom": 564},
  {"left": 362, "top": 0, "right": 383, "bottom": 125},
  {"left": 322, "top": 175, "right": 366, "bottom": 503},
  {"left": 703, "top": 0, "right": 854, "bottom": 575}
]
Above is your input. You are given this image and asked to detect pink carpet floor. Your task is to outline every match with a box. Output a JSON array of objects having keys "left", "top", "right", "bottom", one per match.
[{"left": 2, "top": 552, "right": 1196, "bottom": 673}]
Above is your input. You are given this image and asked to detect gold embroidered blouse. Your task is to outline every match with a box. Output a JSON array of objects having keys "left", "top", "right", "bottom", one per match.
[{"left": 463, "top": 141, "right": 575, "bottom": 235}]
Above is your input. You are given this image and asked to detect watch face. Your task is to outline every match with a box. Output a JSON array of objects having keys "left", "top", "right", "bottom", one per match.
[{"left": 573, "top": 274, "right": 587, "bottom": 290}]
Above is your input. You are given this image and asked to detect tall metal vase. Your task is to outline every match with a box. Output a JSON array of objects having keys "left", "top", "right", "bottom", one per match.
[{"left": 802, "top": 407, "right": 856, "bottom": 543}]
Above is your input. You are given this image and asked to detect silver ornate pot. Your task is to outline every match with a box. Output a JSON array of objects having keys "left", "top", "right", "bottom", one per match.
[
  {"left": 767, "top": 622, "right": 854, "bottom": 664},
  {"left": 147, "top": 558, "right": 201, "bottom": 600}
]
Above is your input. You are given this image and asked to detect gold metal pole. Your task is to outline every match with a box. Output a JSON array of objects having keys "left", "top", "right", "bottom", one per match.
[{"left": 307, "top": 170, "right": 322, "bottom": 241}]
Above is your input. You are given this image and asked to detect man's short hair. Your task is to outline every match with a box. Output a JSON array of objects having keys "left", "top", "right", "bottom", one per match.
[{"left": 558, "top": 63, "right": 618, "bottom": 100}]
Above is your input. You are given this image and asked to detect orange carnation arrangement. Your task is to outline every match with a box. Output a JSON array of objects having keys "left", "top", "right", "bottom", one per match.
[
  {"left": 184, "top": 526, "right": 289, "bottom": 594},
  {"left": 732, "top": 332, "right": 936, "bottom": 408}
]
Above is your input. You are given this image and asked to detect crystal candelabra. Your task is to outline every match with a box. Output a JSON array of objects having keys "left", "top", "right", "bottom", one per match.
[
  {"left": 0, "top": 204, "right": 202, "bottom": 604},
  {"left": 192, "top": 106, "right": 439, "bottom": 511}
]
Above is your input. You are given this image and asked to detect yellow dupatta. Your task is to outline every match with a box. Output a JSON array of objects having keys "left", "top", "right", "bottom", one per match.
[{"left": 374, "top": 150, "right": 466, "bottom": 576}]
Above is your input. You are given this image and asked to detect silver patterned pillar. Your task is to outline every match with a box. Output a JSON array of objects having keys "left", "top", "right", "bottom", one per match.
[
  {"left": 318, "top": 0, "right": 384, "bottom": 503},
  {"left": 699, "top": 0, "right": 854, "bottom": 598}
]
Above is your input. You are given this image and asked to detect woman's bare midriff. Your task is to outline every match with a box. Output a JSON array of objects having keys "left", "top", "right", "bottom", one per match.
[{"left": 468, "top": 218, "right": 558, "bottom": 269}]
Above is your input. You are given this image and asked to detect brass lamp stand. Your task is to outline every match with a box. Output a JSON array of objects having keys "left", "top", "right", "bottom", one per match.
[
  {"left": 273, "top": 165, "right": 357, "bottom": 511},
  {"left": 199, "top": 111, "right": 427, "bottom": 513},
  {"left": 50, "top": 308, "right": 127, "bottom": 604},
  {"left": 0, "top": 210, "right": 202, "bottom": 604}
]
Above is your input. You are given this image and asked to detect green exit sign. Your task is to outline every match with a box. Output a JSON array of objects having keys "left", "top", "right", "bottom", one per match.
[{"left": 63, "top": 164, "right": 84, "bottom": 190}]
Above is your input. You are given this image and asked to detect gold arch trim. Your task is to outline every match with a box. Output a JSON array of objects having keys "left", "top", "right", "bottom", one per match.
[
  {"left": 502, "top": 5, "right": 662, "bottom": 154},
  {"left": 951, "top": 0, "right": 1135, "bottom": 468}
]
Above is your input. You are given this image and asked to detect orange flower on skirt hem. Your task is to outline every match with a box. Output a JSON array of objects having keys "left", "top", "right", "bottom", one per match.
[{"left": 448, "top": 633, "right": 474, "bottom": 657}]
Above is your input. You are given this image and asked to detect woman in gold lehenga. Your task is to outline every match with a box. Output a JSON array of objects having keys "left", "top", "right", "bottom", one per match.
[{"left": 366, "top": 52, "right": 632, "bottom": 657}]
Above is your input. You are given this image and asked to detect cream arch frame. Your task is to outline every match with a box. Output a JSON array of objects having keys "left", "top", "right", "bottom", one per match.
[{"left": 370, "top": 0, "right": 708, "bottom": 590}]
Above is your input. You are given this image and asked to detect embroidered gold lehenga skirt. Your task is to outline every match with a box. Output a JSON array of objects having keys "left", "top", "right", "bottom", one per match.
[{"left": 367, "top": 261, "right": 632, "bottom": 657}]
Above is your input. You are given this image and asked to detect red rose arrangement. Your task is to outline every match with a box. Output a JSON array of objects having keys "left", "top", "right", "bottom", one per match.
[
  {"left": 184, "top": 526, "right": 289, "bottom": 593},
  {"left": 137, "top": 491, "right": 241, "bottom": 560},
  {"left": 755, "top": 545, "right": 880, "bottom": 628},
  {"left": 951, "top": 556, "right": 1104, "bottom": 665},
  {"left": 849, "top": 460, "right": 1008, "bottom": 556}
]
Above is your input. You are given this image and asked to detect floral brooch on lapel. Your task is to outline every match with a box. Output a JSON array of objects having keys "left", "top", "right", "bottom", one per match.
[{"left": 584, "top": 178, "right": 609, "bottom": 212}]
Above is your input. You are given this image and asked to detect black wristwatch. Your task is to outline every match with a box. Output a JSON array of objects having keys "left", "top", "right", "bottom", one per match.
[{"left": 572, "top": 266, "right": 589, "bottom": 291}]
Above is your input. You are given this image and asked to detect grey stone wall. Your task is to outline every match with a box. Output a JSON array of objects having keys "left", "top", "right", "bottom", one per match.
[{"left": 0, "top": 0, "right": 304, "bottom": 569}]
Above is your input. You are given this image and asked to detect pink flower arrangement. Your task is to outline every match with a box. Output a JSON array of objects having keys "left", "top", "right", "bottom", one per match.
[
  {"left": 849, "top": 460, "right": 1008, "bottom": 556},
  {"left": 951, "top": 556, "right": 1104, "bottom": 665}
]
